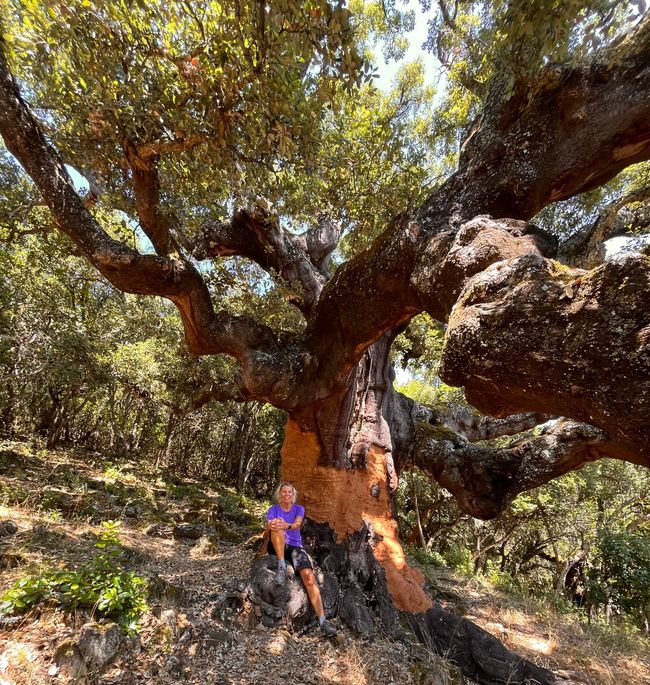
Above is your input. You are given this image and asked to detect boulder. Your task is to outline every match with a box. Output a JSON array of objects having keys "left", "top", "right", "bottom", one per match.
[
  {"left": 54, "top": 639, "right": 87, "bottom": 680},
  {"left": 173, "top": 523, "right": 214, "bottom": 540},
  {"left": 0, "top": 520, "right": 17, "bottom": 536},
  {"left": 76, "top": 622, "right": 121, "bottom": 670},
  {"left": 145, "top": 523, "right": 172, "bottom": 538}
]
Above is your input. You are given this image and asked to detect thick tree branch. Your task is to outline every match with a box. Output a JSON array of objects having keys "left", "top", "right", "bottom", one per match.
[
  {"left": 123, "top": 139, "right": 173, "bottom": 256},
  {"left": 412, "top": 216, "right": 557, "bottom": 322},
  {"left": 190, "top": 203, "right": 332, "bottom": 314},
  {"left": 298, "top": 215, "right": 342, "bottom": 277},
  {"left": 440, "top": 252, "right": 650, "bottom": 464},
  {"left": 409, "top": 419, "right": 631, "bottom": 519},
  {"left": 302, "top": 215, "right": 424, "bottom": 388},
  {"left": 436, "top": 15, "right": 650, "bottom": 223},
  {"left": 0, "top": 45, "right": 303, "bottom": 405},
  {"left": 137, "top": 134, "right": 207, "bottom": 161},
  {"left": 386, "top": 387, "right": 550, "bottom": 469},
  {"left": 428, "top": 403, "right": 551, "bottom": 442},
  {"left": 300, "top": 18, "right": 650, "bottom": 393},
  {"left": 558, "top": 185, "right": 650, "bottom": 268}
]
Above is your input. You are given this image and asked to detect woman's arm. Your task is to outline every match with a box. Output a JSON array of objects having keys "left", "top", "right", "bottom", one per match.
[{"left": 286, "top": 515, "right": 303, "bottom": 531}]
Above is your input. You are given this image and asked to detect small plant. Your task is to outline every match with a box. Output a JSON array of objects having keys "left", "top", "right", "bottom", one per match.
[
  {"left": 486, "top": 569, "right": 525, "bottom": 596},
  {"left": 0, "top": 521, "right": 147, "bottom": 633},
  {"left": 103, "top": 462, "right": 125, "bottom": 481},
  {"left": 409, "top": 545, "right": 446, "bottom": 568},
  {"left": 443, "top": 545, "right": 473, "bottom": 575},
  {"left": 41, "top": 508, "right": 63, "bottom": 522}
]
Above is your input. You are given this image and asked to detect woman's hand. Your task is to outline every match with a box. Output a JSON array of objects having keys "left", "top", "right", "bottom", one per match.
[{"left": 270, "top": 517, "right": 289, "bottom": 530}]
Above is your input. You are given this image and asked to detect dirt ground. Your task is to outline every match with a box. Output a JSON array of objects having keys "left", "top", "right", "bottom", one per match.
[{"left": 1, "top": 440, "right": 648, "bottom": 685}]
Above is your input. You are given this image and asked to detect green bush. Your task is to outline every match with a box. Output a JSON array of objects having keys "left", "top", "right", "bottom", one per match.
[
  {"left": 486, "top": 569, "right": 524, "bottom": 595},
  {"left": 0, "top": 521, "right": 147, "bottom": 632},
  {"left": 409, "top": 546, "right": 446, "bottom": 568},
  {"left": 587, "top": 530, "right": 650, "bottom": 628},
  {"left": 443, "top": 545, "right": 473, "bottom": 574}
]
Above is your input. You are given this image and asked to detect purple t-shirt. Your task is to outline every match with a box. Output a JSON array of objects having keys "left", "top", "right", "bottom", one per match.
[{"left": 266, "top": 503, "right": 305, "bottom": 547}]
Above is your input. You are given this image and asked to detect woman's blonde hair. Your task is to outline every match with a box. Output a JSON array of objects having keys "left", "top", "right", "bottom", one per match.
[{"left": 275, "top": 481, "right": 298, "bottom": 504}]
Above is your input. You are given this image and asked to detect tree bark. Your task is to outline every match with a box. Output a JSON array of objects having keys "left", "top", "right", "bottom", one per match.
[{"left": 280, "top": 336, "right": 433, "bottom": 613}]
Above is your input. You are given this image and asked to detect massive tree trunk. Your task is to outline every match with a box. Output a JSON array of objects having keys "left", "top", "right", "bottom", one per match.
[{"left": 281, "top": 335, "right": 433, "bottom": 613}]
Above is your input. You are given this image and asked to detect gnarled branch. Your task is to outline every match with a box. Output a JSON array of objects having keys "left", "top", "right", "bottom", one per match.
[
  {"left": 429, "top": 403, "right": 551, "bottom": 442},
  {"left": 440, "top": 252, "right": 650, "bottom": 464},
  {"left": 410, "top": 419, "right": 628, "bottom": 519},
  {"left": 190, "top": 204, "right": 333, "bottom": 314},
  {"left": 0, "top": 44, "right": 303, "bottom": 405},
  {"left": 122, "top": 140, "right": 173, "bottom": 257},
  {"left": 302, "top": 19, "right": 650, "bottom": 393},
  {"left": 559, "top": 185, "right": 650, "bottom": 268}
]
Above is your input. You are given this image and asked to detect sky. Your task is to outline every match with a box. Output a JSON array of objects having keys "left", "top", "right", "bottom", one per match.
[{"left": 373, "top": 1, "right": 439, "bottom": 92}]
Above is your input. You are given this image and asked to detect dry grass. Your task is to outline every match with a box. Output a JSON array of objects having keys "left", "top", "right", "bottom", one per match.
[{"left": 441, "top": 572, "right": 650, "bottom": 685}]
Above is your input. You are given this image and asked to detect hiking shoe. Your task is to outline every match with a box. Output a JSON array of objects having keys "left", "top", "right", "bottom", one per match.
[
  {"left": 320, "top": 620, "right": 338, "bottom": 637},
  {"left": 274, "top": 567, "right": 286, "bottom": 585}
]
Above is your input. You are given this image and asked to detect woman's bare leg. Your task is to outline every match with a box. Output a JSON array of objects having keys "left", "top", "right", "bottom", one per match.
[
  {"left": 270, "top": 529, "right": 286, "bottom": 583},
  {"left": 298, "top": 568, "right": 324, "bottom": 618},
  {"left": 270, "top": 529, "right": 285, "bottom": 562},
  {"left": 298, "top": 568, "right": 337, "bottom": 635}
]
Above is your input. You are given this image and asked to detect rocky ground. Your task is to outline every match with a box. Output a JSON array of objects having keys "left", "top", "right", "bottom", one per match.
[{"left": 0, "top": 440, "right": 648, "bottom": 685}]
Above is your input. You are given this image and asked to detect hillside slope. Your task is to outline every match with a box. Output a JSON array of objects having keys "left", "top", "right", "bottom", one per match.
[{"left": 0, "top": 440, "right": 648, "bottom": 685}]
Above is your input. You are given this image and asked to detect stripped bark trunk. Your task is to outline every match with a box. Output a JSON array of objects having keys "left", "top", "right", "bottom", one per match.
[{"left": 269, "top": 338, "right": 566, "bottom": 684}]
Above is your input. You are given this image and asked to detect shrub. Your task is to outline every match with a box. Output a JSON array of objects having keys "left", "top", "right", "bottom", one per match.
[
  {"left": 443, "top": 545, "right": 473, "bottom": 574},
  {"left": 409, "top": 546, "right": 446, "bottom": 568},
  {"left": 587, "top": 530, "right": 650, "bottom": 628},
  {"left": 0, "top": 521, "right": 147, "bottom": 632}
]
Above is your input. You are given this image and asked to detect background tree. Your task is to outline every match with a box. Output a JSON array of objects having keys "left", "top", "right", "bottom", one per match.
[{"left": 0, "top": 204, "right": 284, "bottom": 491}]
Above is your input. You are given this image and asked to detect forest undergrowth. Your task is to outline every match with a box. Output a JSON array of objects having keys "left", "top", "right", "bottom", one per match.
[{"left": 0, "top": 439, "right": 648, "bottom": 685}]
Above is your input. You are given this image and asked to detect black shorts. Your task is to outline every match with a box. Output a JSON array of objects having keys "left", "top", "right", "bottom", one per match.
[{"left": 267, "top": 539, "right": 313, "bottom": 571}]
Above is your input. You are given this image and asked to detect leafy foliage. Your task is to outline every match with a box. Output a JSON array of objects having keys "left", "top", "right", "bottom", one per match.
[
  {"left": 0, "top": 521, "right": 147, "bottom": 632},
  {"left": 588, "top": 530, "right": 650, "bottom": 627},
  {"left": 398, "top": 459, "right": 650, "bottom": 627},
  {"left": 2, "top": 0, "right": 366, "bottom": 199}
]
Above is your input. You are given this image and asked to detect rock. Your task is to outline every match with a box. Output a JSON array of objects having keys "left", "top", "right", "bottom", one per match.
[
  {"left": 220, "top": 509, "right": 249, "bottom": 525},
  {"left": 182, "top": 508, "right": 201, "bottom": 522},
  {"left": 212, "top": 520, "right": 243, "bottom": 542},
  {"left": 0, "top": 615, "right": 25, "bottom": 629},
  {"left": 123, "top": 503, "right": 141, "bottom": 519},
  {"left": 165, "top": 655, "right": 184, "bottom": 676},
  {"left": 173, "top": 523, "right": 212, "bottom": 540},
  {"left": 0, "top": 551, "right": 26, "bottom": 569},
  {"left": 145, "top": 523, "right": 172, "bottom": 538},
  {"left": 160, "top": 608, "right": 178, "bottom": 628},
  {"left": 77, "top": 622, "right": 121, "bottom": 670},
  {"left": 248, "top": 556, "right": 313, "bottom": 629},
  {"left": 0, "top": 520, "right": 17, "bottom": 536},
  {"left": 54, "top": 639, "right": 87, "bottom": 680},
  {"left": 31, "top": 523, "right": 48, "bottom": 538},
  {"left": 198, "top": 624, "right": 232, "bottom": 647},
  {"left": 147, "top": 575, "right": 190, "bottom": 606},
  {"left": 177, "top": 628, "right": 192, "bottom": 645}
]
